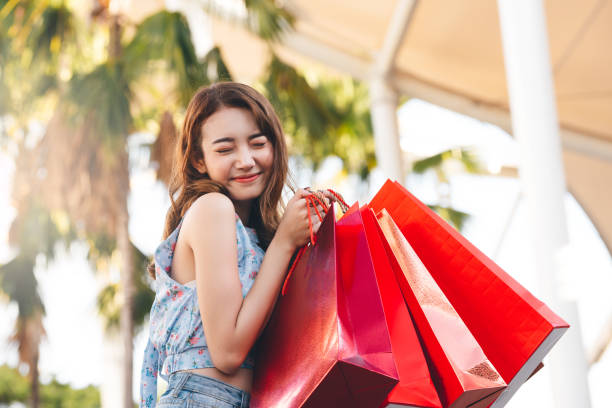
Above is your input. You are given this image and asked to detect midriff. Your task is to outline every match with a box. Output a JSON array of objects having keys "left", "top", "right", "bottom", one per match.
[{"left": 182, "top": 367, "right": 253, "bottom": 393}]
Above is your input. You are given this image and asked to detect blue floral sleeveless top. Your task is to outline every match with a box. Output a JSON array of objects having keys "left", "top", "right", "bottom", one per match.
[{"left": 139, "top": 213, "right": 265, "bottom": 408}]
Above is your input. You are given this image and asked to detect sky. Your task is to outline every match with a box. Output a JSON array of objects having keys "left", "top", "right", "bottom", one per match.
[{"left": 1, "top": 98, "right": 610, "bottom": 406}]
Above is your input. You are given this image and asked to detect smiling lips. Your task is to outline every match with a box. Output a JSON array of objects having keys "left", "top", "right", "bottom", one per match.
[{"left": 233, "top": 173, "right": 260, "bottom": 183}]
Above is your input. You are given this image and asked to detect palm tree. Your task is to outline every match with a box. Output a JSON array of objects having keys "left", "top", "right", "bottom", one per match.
[
  {"left": 26, "top": 2, "right": 302, "bottom": 404},
  {"left": 0, "top": 141, "right": 74, "bottom": 407},
  {"left": 3, "top": 1, "right": 320, "bottom": 405},
  {"left": 4, "top": 2, "right": 480, "bottom": 406},
  {"left": 0, "top": 3, "right": 77, "bottom": 405}
]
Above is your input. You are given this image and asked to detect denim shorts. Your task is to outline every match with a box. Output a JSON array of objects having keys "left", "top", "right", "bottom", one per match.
[{"left": 158, "top": 372, "right": 251, "bottom": 408}]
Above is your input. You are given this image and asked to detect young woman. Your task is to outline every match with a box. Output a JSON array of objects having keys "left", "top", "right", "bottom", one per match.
[{"left": 139, "top": 82, "right": 333, "bottom": 408}]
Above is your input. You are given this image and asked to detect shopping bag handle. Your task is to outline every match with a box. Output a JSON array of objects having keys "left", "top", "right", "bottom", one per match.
[{"left": 281, "top": 189, "right": 348, "bottom": 296}]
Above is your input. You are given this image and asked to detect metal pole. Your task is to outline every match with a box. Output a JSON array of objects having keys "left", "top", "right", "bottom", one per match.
[{"left": 497, "top": 0, "right": 591, "bottom": 406}]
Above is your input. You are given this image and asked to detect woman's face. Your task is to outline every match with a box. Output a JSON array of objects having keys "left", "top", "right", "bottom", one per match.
[{"left": 196, "top": 107, "right": 274, "bottom": 205}]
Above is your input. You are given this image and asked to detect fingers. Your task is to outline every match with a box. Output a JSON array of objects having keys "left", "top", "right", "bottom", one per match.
[
  {"left": 293, "top": 188, "right": 339, "bottom": 237},
  {"left": 294, "top": 188, "right": 312, "bottom": 200},
  {"left": 320, "top": 190, "right": 337, "bottom": 205}
]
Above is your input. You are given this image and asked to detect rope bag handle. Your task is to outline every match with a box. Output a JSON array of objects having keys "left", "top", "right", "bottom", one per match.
[{"left": 281, "top": 189, "right": 349, "bottom": 295}]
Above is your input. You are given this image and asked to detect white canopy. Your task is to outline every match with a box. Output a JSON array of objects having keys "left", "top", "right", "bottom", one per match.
[{"left": 208, "top": 0, "right": 612, "bottom": 255}]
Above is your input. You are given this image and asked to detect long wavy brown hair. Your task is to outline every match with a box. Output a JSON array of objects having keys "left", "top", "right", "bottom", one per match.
[{"left": 148, "top": 82, "right": 289, "bottom": 278}]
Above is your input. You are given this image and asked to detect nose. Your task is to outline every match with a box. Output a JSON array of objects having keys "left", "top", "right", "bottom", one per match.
[{"left": 236, "top": 146, "right": 255, "bottom": 169}]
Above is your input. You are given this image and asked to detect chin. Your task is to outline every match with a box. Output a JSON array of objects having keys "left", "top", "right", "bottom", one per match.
[{"left": 228, "top": 185, "right": 265, "bottom": 202}]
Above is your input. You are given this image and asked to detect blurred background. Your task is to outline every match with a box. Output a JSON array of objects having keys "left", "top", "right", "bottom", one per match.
[{"left": 1, "top": 0, "right": 611, "bottom": 407}]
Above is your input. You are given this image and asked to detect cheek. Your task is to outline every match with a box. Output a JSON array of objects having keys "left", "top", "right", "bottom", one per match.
[
  {"left": 204, "top": 156, "right": 232, "bottom": 179},
  {"left": 261, "top": 146, "right": 275, "bottom": 169}
]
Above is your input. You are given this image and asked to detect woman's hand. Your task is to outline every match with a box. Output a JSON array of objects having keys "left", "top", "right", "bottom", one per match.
[
  {"left": 306, "top": 188, "right": 338, "bottom": 235},
  {"left": 275, "top": 189, "right": 315, "bottom": 250},
  {"left": 275, "top": 188, "right": 336, "bottom": 250}
]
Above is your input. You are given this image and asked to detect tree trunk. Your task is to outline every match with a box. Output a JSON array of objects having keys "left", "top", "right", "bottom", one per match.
[
  {"left": 109, "top": 15, "right": 133, "bottom": 408},
  {"left": 30, "top": 348, "right": 39, "bottom": 408},
  {"left": 117, "top": 149, "right": 134, "bottom": 408}
]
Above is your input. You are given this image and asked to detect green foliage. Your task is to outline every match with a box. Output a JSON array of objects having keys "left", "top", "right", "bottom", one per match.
[
  {"left": 28, "top": 3, "right": 75, "bottom": 66},
  {"left": 9, "top": 202, "right": 72, "bottom": 260},
  {"left": 0, "top": 1, "right": 78, "bottom": 116},
  {"left": 124, "top": 11, "right": 209, "bottom": 105},
  {"left": 0, "top": 364, "right": 30, "bottom": 403},
  {"left": 243, "top": 0, "right": 294, "bottom": 41},
  {"left": 201, "top": 46, "right": 233, "bottom": 83},
  {"left": 262, "top": 56, "right": 336, "bottom": 152},
  {"left": 411, "top": 148, "right": 480, "bottom": 230},
  {"left": 0, "top": 364, "right": 101, "bottom": 407},
  {"left": 65, "top": 62, "right": 132, "bottom": 149},
  {"left": 262, "top": 60, "right": 376, "bottom": 177},
  {"left": 0, "top": 255, "right": 41, "bottom": 317},
  {"left": 132, "top": 246, "right": 156, "bottom": 327},
  {"left": 313, "top": 78, "right": 376, "bottom": 177},
  {"left": 96, "top": 242, "right": 155, "bottom": 331},
  {"left": 428, "top": 205, "right": 469, "bottom": 231},
  {"left": 412, "top": 147, "right": 481, "bottom": 175},
  {"left": 0, "top": 256, "right": 42, "bottom": 318}
]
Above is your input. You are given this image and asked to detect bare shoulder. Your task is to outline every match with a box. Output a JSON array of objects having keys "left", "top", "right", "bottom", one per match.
[{"left": 182, "top": 193, "right": 236, "bottom": 240}]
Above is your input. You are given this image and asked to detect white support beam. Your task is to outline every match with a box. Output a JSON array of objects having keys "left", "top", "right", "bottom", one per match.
[
  {"left": 368, "top": 0, "right": 418, "bottom": 182},
  {"left": 280, "top": 31, "right": 372, "bottom": 80},
  {"left": 497, "top": 1, "right": 590, "bottom": 407},
  {"left": 374, "top": 0, "right": 418, "bottom": 76},
  {"left": 392, "top": 75, "right": 612, "bottom": 162},
  {"left": 277, "top": 30, "right": 612, "bottom": 163},
  {"left": 369, "top": 77, "right": 404, "bottom": 180}
]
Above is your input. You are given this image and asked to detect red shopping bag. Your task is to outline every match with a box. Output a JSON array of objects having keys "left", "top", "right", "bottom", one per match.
[
  {"left": 370, "top": 180, "right": 569, "bottom": 406},
  {"left": 376, "top": 209, "right": 506, "bottom": 408},
  {"left": 358, "top": 206, "right": 442, "bottom": 408},
  {"left": 251, "top": 205, "right": 398, "bottom": 408}
]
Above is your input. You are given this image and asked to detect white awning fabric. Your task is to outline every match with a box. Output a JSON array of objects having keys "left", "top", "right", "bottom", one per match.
[{"left": 209, "top": 0, "right": 612, "bottom": 254}]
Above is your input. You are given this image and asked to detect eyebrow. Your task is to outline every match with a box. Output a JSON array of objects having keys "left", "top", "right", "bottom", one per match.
[{"left": 212, "top": 133, "right": 265, "bottom": 144}]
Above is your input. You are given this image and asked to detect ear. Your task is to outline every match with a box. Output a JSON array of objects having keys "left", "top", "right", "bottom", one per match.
[{"left": 192, "top": 155, "right": 207, "bottom": 175}]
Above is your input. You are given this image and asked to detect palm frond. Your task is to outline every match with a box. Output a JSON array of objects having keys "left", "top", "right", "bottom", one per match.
[
  {"left": 7, "top": 205, "right": 70, "bottom": 262},
  {"left": 65, "top": 62, "right": 132, "bottom": 148},
  {"left": 27, "top": 3, "right": 75, "bottom": 66},
  {"left": 34, "top": 111, "right": 125, "bottom": 238},
  {"left": 197, "top": 0, "right": 293, "bottom": 42},
  {"left": 428, "top": 205, "right": 469, "bottom": 231},
  {"left": 0, "top": 73, "right": 9, "bottom": 115},
  {"left": 96, "top": 242, "right": 155, "bottom": 331},
  {"left": 0, "top": 255, "right": 43, "bottom": 317},
  {"left": 412, "top": 147, "right": 482, "bottom": 174},
  {"left": 313, "top": 78, "right": 375, "bottom": 177},
  {"left": 243, "top": 0, "right": 294, "bottom": 41},
  {"left": 261, "top": 55, "right": 336, "bottom": 160},
  {"left": 452, "top": 147, "right": 481, "bottom": 173},
  {"left": 201, "top": 46, "right": 233, "bottom": 83},
  {"left": 412, "top": 152, "right": 444, "bottom": 174},
  {"left": 124, "top": 11, "right": 207, "bottom": 105}
]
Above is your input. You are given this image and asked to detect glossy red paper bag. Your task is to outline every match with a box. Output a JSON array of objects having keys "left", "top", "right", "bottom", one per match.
[
  {"left": 376, "top": 209, "right": 506, "bottom": 408},
  {"left": 357, "top": 206, "right": 442, "bottom": 408},
  {"left": 251, "top": 205, "right": 398, "bottom": 408},
  {"left": 370, "top": 180, "right": 569, "bottom": 407}
]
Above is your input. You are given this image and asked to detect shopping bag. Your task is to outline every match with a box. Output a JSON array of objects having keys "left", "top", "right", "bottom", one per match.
[
  {"left": 370, "top": 180, "right": 569, "bottom": 407},
  {"left": 251, "top": 205, "right": 398, "bottom": 408},
  {"left": 355, "top": 205, "right": 442, "bottom": 408},
  {"left": 375, "top": 209, "right": 506, "bottom": 408}
]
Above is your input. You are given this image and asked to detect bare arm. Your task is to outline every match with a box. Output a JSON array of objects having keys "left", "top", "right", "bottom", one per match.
[{"left": 183, "top": 190, "right": 315, "bottom": 375}]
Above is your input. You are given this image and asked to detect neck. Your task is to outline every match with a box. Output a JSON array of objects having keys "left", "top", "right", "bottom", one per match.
[{"left": 233, "top": 199, "right": 253, "bottom": 227}]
